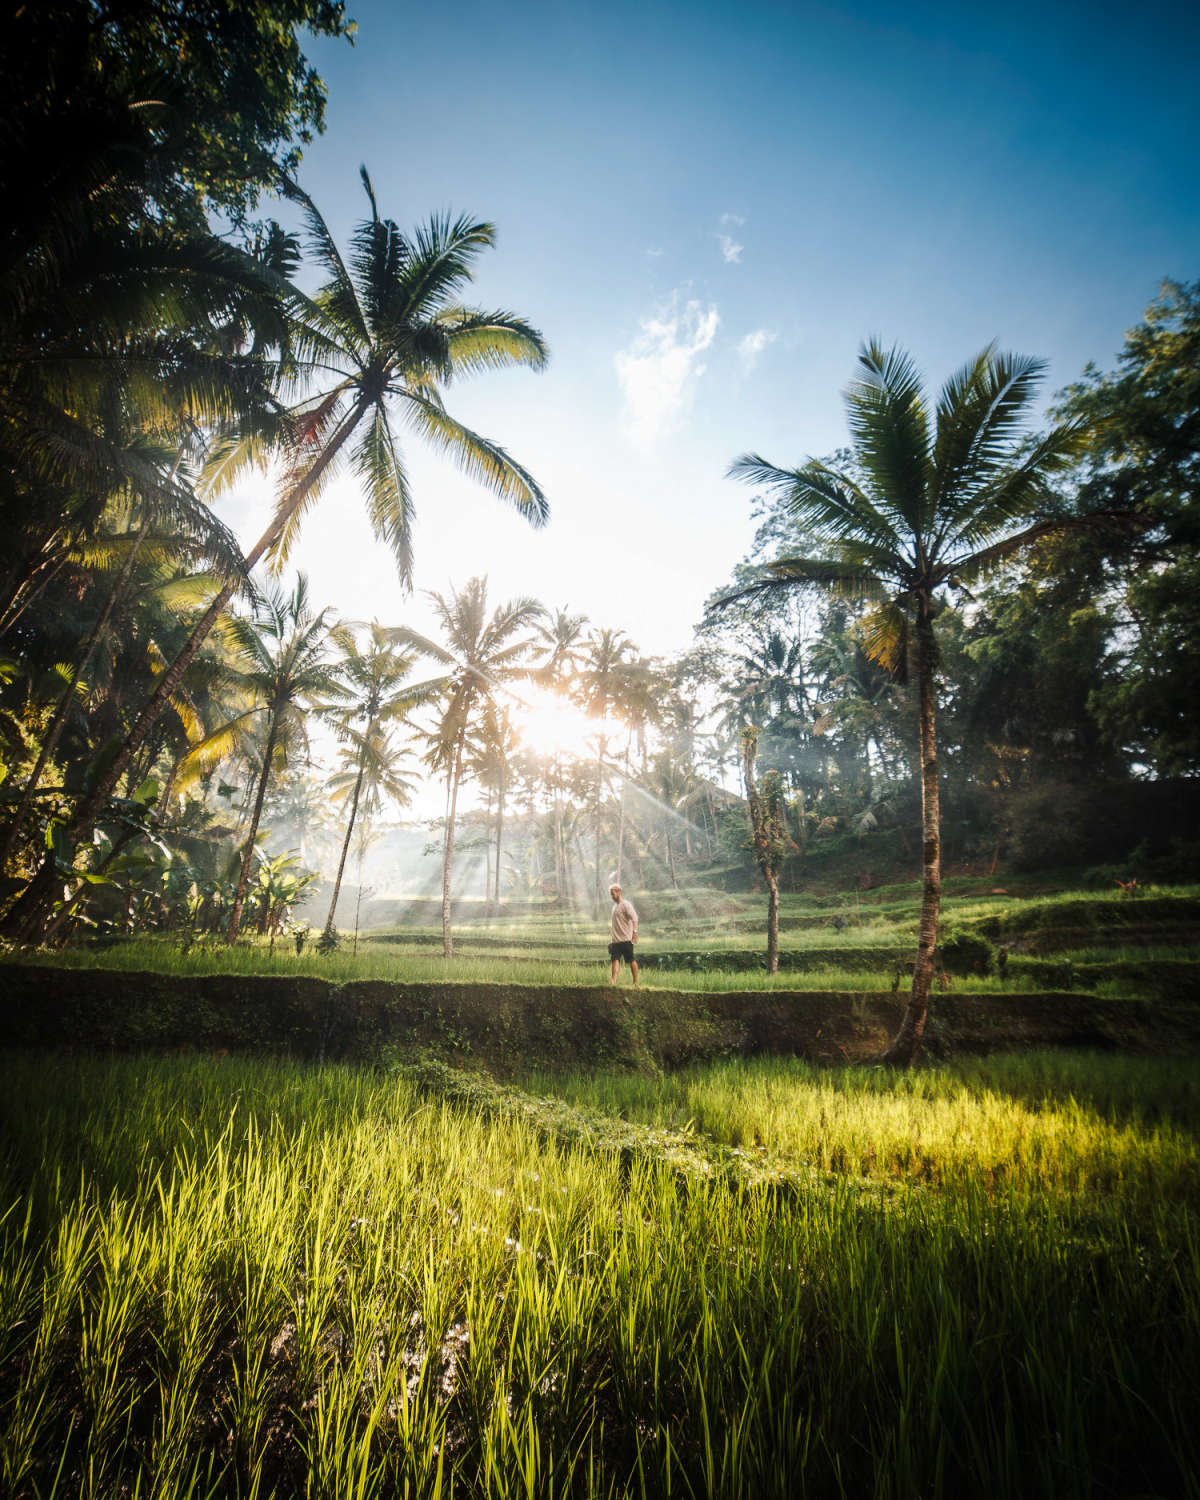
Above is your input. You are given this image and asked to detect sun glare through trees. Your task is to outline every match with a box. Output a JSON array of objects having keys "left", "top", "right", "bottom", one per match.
[{"left": 1, "top": 0, "right": 1197, "bottom": 1496}]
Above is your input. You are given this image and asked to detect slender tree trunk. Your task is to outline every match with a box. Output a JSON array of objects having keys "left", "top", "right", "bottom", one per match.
[
  {"left": 0, "top": 538, "right": 69, "bottom": 641},
  {"left": 594, "top": 817, "right": 603, "bottom": 918},
  {"left": 157, "top": 751, "right": 185, "bottom": 818},
  {"left": 0, "top": 513, "right": 153, "bottom": 874},
  {"left": 324, "top": 756, "right": 366, "bottom": 936},
  {"left": 879, "top": 606, "right": 939, "bottom": 1065},
  {"left": 742, "top": 726, "right": 783, "bottom": 976},
  {"left": 2, "top": 399, "right": 367, "bottom": 942},
  {"left": 441, "top": 731, "right": 466, "bottom": 957},
  {"left": 483, "top": 788, "right": 493, "bottom": 905},
  {"left": 765, "top": 869, "right": 780, "bottom": 974},
  {"left": 227, "top": 714, "right": 279, "bottom": 944},
  {"left": 493, "top": 775, "right": 506, "bottom": 915},
  {"left": 552, "top": 757, "right": 566, "bottom": 907},
  {"left": 616, "top": 777, "right": 627, "bottom": 885},
  {"left": 594, "top": 738, "right": 606, "bottom": 912}
]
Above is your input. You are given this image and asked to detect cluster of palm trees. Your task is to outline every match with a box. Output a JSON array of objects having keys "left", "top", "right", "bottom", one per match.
[{"left": 1, "top": 167, "right": 551, "bottom": 943}]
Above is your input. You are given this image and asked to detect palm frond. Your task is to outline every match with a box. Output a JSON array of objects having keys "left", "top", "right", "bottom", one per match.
[
  {"left": 728, "top": 453, "right": 902, "bottom": 558},
  {"left": 353, "top": 403, "right": 416, "bottom": 587},
  {"left": 437, "top": 308, "right": 549, "bottom": 376},
  {"left": 279, "top": 178, "right": 371, "bottom": 359},
  {"left": 402, "top": 214, "right": 497, "bottom": 321},
  {"left": 858, "top": 603, "right": 911, "bottom": 673},
  {"left": 943, "top": 421, "right": 1090, "bottom": 555},
  {"left": 400, "top": 391, "right": 548, "bottom": 523},
  {"left": 931, "top": 348, "right": 1046, "bottom": 524},
  {"left": 843, "top": 341, "right": 932, "bottom": 537},
  {"left": 175, "top": 708, "right": 263, "bottom": 783}
]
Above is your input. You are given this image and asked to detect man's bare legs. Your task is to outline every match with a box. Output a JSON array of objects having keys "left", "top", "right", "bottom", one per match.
[{"left": 610, "top": 957, "right": 640, "bottom": 987}]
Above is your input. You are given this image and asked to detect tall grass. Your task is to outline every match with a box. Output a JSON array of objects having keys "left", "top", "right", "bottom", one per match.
[
  {"left": 0, "top": 1051, "right": 1196, "bottom": 1497},
  {"left": 517, "top": 1052, "right": 1200, "bottom": 1199},
  {"left": 9, "top": 937, "right": 1167, "bottom": 995}
]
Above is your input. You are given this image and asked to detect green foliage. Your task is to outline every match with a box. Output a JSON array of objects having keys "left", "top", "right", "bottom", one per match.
[
  {"left": 0, "top": 1051, "right": 1195, "bottom": 1497},
  {"left": 936, "top": 927, "right": 996, "bottom": 977},
  {"left": 3, "top": 0, "right": 354, "bottom": 221}
]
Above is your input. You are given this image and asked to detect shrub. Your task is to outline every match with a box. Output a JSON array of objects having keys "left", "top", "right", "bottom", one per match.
[{"left": 938, "top": 927, "right": 996, "bottom": 977}]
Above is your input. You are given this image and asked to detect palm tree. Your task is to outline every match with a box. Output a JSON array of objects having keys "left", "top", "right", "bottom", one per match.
[
  {"left": 720, "top": 342, "right": 1088, "bottom": 1063},
  {"left": 413, "top": 578, "right": 544, "bottom": 956},
  {"left": 576, "top": 628, "right": 637, "bottom": 915},
  {"left": 534, "top": 607, "right": 589, "bottom": 904},
  {"left": 183, "top": 575, "right": 343, "bottom": 943},
  {"left": 320, "top": 622, "right": 427, "bottom": 940},
  {"left": 5, "top": 169, "right": 548, "bottom": 941},
  {"left": 724, "top": 628, "right": 808, "bottom": 729},
  {"left": 470, "top": 702, "right": 523, "bottom": 913},
  {"left": 325, "top": 726, "right": 416, "bottom": 935}
]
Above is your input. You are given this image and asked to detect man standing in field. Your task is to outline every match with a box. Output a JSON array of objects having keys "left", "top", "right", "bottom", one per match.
[{"left": 608, "top": 884, "right": 639, "bottom": 987}]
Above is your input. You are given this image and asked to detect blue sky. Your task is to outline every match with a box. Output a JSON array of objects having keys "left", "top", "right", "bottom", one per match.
[{"left": 224, "top": 0, "right": 1200, "bottom": 660}]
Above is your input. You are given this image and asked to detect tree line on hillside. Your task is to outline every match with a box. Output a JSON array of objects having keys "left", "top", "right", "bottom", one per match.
[{"left": 1, "top": 2, "right": 1197, "bottom": 1064}]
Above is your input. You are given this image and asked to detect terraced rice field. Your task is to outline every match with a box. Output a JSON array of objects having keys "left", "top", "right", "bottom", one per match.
[{"left": 0, "top": 1049, "right": 1197, "bottom": 1497}]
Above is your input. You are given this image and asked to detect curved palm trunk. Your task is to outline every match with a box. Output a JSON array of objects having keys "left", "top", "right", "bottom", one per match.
[
  {"left": 0, "top": 513, "right": 152, "bottom": 874},
  {"left": 324, "top": 756, "right": 367, "bottom": 937},
  {"left": 441, "top": 730, "right": 466, "bottom": 957},
  {"left": 3, "top": 400, "right": 368, "bottom": 942},
  {"left": 879, "top": 607, "right": 939, "bottom": 1065},
  {"left": 226, "top": 714, "right": 279, "bottom": 944}
]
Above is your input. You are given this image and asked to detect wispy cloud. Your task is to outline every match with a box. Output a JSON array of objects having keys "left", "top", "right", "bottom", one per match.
[
  {"left": 616, "top": 294, "right": 720, "bottom": 446},
  {"left": 717, "top": 213, "right": 745, "bottom": 263},
  {"left": 737, "top": 327, "right": 777, "bottom": 372},
  {"left": 646, "top": 246, "right": 664, "bottom": 257}
]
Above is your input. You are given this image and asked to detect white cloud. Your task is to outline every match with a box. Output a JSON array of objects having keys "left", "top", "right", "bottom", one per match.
[
  {"left": 646, "top": 246, "right": 664, "bottom": 257},
  {"left": 717, "top": 234, "right": 744, "bottom": 264},
  {"left": 615, "top": 294, "right": 720, "bottom": 446},
  {"left": 720, "top": 213, "right": 745, "bottom": 227},
  {"left": 737, "top": 327, "right": 777, "bottom": 372}
]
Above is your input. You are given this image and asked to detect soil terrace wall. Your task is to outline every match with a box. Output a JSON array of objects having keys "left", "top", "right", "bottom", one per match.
[{"left": 2, "top": 965, "right": 1196, "bottom": 1069}]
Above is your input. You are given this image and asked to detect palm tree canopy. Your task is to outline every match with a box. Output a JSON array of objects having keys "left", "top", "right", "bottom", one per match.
[
  {"left": 720, "top": 341, "right": 1089, "bottom": 661},
  {"left": 178, "top": 574, "right": 345, "bottom": 779},
  {"left": 405, "top": 576, "right": 545, "bottom": 774},
  {"left": 217, "top": 171, "right": 550, "bottom": 588},
  {"left": 323, "top": 619, "right": 439, "bottom": 734},
  {"left": 328, "top": 726, "right": 418, "bottom": 817}
]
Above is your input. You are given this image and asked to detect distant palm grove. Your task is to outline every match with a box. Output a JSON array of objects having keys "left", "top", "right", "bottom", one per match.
[{"left": 2, "top": 0, "right": 1197, "bottom": 997}]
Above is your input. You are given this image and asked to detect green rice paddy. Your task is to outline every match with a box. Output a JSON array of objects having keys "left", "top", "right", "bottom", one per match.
[{"left": 0, "top": 1050, "right": 1197, "bottom": 1497}]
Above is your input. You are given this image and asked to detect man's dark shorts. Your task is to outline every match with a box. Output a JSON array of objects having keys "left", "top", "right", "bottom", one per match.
[{"left": 608, "top": 940, "right": 635, "bottom": 964}]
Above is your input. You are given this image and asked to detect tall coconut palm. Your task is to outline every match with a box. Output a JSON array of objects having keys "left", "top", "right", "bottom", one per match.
[
  {"left": 5, "top": 170, "right": 548, "bottom": 940},
  {"left": 719, "top": 342, "right": 1089, "bottom": 1063},
  {"left": 412, "top": 578, "right": 544, "bottom": 956},
  {"left": 470, "top": 701, "right": 523, "bottom": 913},
  {"left": 533, "top": 607, "right": 589, "bottom": 904},
  {"left": 183, "top": 575, "right": 343, "bottom": 943},
  {"left": 320, "top": 622, "right": 428, "bottom": 940},
  {"left": 576, "top": 628, "right": 637, "bottom": 915},
  {"left": 325, "top": 726, "right": 417, "bottom": 933}
]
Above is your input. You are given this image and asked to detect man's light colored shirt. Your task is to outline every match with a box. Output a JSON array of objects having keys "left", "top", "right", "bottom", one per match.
[{"left": 611, "top": 899, "right": 638, "bottom": 943}]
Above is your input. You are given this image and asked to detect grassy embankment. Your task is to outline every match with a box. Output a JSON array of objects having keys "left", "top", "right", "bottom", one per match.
[
  {"left": 12, "top": 880, "right": 1198, "bottom": 999},
  {"left": 0, "top": 1049, "right": 1196, "bottom": 1498}
]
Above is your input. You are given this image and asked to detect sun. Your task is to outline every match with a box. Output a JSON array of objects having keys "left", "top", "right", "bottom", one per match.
[{"left": 510, "top": 684, "right": 605, "bottom": 760}]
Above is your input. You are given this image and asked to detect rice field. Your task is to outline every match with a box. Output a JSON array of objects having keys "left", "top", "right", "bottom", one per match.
[{"left": 0, "top": 1050, "right": 1197, "bottom": 1498}]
